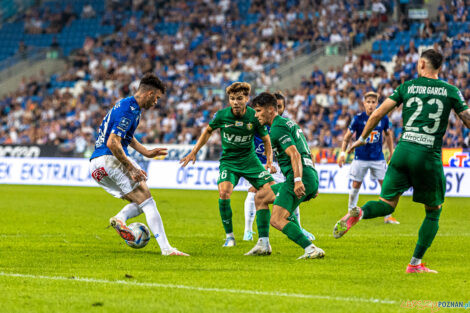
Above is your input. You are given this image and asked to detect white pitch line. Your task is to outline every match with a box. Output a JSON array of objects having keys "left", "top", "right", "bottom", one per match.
[{"left": 0, "top": 272, "right": 397, "bottom": 305}]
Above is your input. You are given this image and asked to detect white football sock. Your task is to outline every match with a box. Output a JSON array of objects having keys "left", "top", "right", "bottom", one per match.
[
  {"left": 305, "top": 244, "right": 316, "bottom": 253},
  {"left": 293, "top": 206, "right": 301, "bottom": 227},
  {"left": 348, "top": 187, "right": 360, "bottom": 211},
  {"left": 410, "top": 257, "right": 421, "bottom": 266},
  {"left": 258, "top": 237, "right": 269, "bottom": 244},
  {"left": 244, "top": 192, "right": 256, "bottom": 232},
  {"left": 115, "top": 203, "right": 142, "bottom": 222},
  {"left": 139, "top": 198, "right": 171, "bottom": 251}
]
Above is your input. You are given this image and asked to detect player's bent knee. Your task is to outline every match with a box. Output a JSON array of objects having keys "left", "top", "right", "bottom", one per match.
[
  {"left": 425, "top": 204, "right": 442, "bottom": 211},
  {"left": 269, "top": 216, "right": 283, "bottom": 230},
  {"left": 219, "top": 186, "right": 232, "bottom": 199},
  {"left": 352, "top": 181, "right": 362, "bottom": 189},
  {"left": 379, "top": 196, "right": 398, "bottom": 209}
]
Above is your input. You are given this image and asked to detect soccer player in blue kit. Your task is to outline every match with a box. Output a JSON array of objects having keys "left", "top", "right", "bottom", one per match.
[
  {"left": 243, "top": 91, "right": 315, "bottom": 241},
  {"left": 337, "top": 91, "right": 399, "bottom": 224},
  {"left": 89, "top": 73, "right": 189, "bottom": 256}
]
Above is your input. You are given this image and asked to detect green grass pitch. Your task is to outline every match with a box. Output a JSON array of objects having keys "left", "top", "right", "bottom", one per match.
[{"left": 0, "top": 185, "right": 468, "bottom": 312}]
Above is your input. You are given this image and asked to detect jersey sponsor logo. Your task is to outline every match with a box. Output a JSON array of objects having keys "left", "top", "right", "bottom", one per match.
[
  {"left": 286, "top": 120, "right": 295, "bottom": 128},
  {"left": 255, "top": 143, "right": 265, "bottom": 154},
  {"left": 280, "top": 135, "right": 292, "bottom": 145},
  {"left": 91, "top": 167, "right": 108, "bottom": 182},
  {"left": 247, "top": 122, "right": 253, "bottom": 130},
  {"left": 303, "top": 158, "right": 314, "bottom": 168},
  {"left": 401, "top": 131, "right": 435, "bottom": 146},
  {"left": 367, "top": 130, "right": 380, "bottom": 144},
  {"left": 407, "top": 85, "right": 448, "bottom": 97},
  {"left": 258, "top": 170, "right": 269, "bottom": 179},
  {"left": 223, "top": 133, "right": 253, "bottom": 143},
  {"left": 117, "top": 117, "right": 131, "bottom": 132},
  {"left": 235, "top": 121, "right": 243, "bottom": 127}
]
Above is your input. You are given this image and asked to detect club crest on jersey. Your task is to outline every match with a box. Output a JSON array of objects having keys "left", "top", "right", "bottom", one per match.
[
  {"left": 246, "top": 122, "right": 253, "bottom": 130},
  {"left": 235, "top": 121, "right": 243, "bottom": 127}
]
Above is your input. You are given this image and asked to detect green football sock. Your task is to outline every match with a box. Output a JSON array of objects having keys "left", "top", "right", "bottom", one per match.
[
  {"left": 256, "top": 209, "right": 271, "bottom": 238},
  {"left": 282, "top": 222, "right": 311, "bottom": 249},
  {"left": 413, "top": 208, "right": 441, "bottom": 259},
  {"left": 287, "top": 214, "right": 301, "bottom": 228},
  {"left": 218, "top": 199, "right": 232, "bottom": 234},
  {"left": 362, "top": 200, "right": 395, "bottom": 219}
]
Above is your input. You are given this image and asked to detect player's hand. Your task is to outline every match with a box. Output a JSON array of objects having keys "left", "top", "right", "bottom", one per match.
[
  {"left": 347, "top": 139, "right": 366, "bottom": 154},
  {"left": 337, "top": 154, "right": 346, "bottom": 168},
  {"left": 179, "top": 151, "right": 196, "bottom": 167},
  {"left": 265, "top": 162, "right": 277, "bottom": 174},
  {"left": 129, "top": 167, "right": 147, "bottom": 182},
  {"left": 294, "top": 181, "right": 306, "bottom": 199},
  {"left": 145, "top": 148, "right": 168, "bottom": 158}
]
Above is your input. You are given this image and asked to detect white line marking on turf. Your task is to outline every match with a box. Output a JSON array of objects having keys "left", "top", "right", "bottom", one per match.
[{"left": 0, "top": 272, "right": 397, "bottom": 305}]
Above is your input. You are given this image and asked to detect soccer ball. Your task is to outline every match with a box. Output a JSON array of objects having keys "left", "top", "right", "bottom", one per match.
[{"left": 125, "top": 222, "right": 150, "bottom": 249}]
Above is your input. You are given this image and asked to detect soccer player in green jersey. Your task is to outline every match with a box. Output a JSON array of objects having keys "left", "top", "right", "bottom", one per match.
[
  {"left": 333, "top": 49, "right": 470, "bottom": 273},
  {"left": 180, "top": 82, "right": 275, "bottom": 248},
  {"left": 248, "top": 92, "right": 325, "bottom": 259}
]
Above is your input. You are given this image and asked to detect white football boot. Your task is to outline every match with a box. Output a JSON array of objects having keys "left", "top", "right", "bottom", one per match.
[
  {"left": 244, "top": 239, "right": 272, "bottom": 256},
  {"left": 297, "top": 245, "right": 325, "bottom": 260},
  {"left": 162, "top": 247, "right": 189, "bottom": 256},
  {"left": 222, "top": 237, "right": 236, "bottom": 247}
]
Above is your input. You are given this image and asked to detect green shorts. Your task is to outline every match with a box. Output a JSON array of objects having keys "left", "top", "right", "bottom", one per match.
[
  {"left": 271, "top": 167, "right": 319, "bottom": 214},
  {"left": 217, "top": 159, "right": 274, "bottom": 190},
  {"left": 380, "top": 142, "right": 445, "bottom": 207}
]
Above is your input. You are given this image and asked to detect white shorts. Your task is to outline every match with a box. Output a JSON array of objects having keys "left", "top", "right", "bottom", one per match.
[
  {"left": 271, "top": 162, "right": 285, "bottom": 184},
  {"left": 248, "top": 162, "right": 284, "bottom": 190},
  {"left": 89, "top": 155, "right": 142, "bottom": 198},
  {"left": 350, "top": 159, "right": 387, "bottom": 182}
]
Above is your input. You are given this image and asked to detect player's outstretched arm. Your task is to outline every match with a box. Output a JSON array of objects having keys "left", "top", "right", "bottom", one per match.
[
  {"left": 107, "top": 133, "right": 146, "bottom": 182},
  {"left": 285, "top": 145, "right": 305, "bottom": 199},
  {"left": 130, "top": 137, "right": 168, "bottom": 158},
  {"left": 348, "top": 98, "right": 397, "bottom": 154},
  {"left": 180, "top": 125, "right": 213, "bottom": 167},
  {"left": 261, "top": 134, "right": 276, "bottom": 173},
  {"left": 458, "top": 109, "right": 470, "bottom": 129},
  {"left": 338, "top": 129, "right": 353, "bottom": 168}
]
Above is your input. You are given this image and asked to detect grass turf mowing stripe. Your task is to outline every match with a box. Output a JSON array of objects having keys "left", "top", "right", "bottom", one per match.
[{"left": 0, "top": 272, "right": 397, "bottom": 305}]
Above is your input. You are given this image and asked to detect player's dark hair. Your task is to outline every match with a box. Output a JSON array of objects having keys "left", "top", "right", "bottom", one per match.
[
  {"left": 251, "top": 92, "right": 277, "bottom": 108},
  {"left": 421, "top": 49, "right": 443, "bottom": 70},
  {"left": 273, "top": 90, "right": 285, "bottom": 103},
  {"left": 138, "top": 73, "right": 166, "bottom": 94}
]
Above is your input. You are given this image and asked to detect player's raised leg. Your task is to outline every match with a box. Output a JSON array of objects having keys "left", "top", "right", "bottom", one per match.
[
  {"left": 218, "top": 180, "right": 236, "bottom": 247},
  {"left": 124, "top": 181, "right": 189, "bottom": 256},
  {"left": 113, "top": 203, "right": 143, "bottom": 223},
  {"left": 243, "top": 186, "right": 257, "bottom": 241},
  {"left": 377, "top": 179, "right": 400, "bottom": 224},
  {"left": 110, "top": 202, "right": 142, "bottom": 241}
]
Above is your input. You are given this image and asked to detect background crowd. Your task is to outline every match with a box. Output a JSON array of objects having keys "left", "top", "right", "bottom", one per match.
[{"left": 0, "top": 0, "right": 468, "bottom": 159}]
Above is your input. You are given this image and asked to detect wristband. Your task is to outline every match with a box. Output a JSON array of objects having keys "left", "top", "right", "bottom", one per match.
[
  {"left": 340, "top": 151, "right": 346, "bottom": 158},
  {"left": 294, "top": 177, "right": 302, "bottom": 182},
  {"left": 359, "top": 136, "right": 367, "bottom": 143}
]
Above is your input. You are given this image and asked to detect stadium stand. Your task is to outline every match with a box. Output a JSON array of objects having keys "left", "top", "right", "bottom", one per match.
[{"left": 0, "top": 0, "right": 468, "bottom": 159}]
